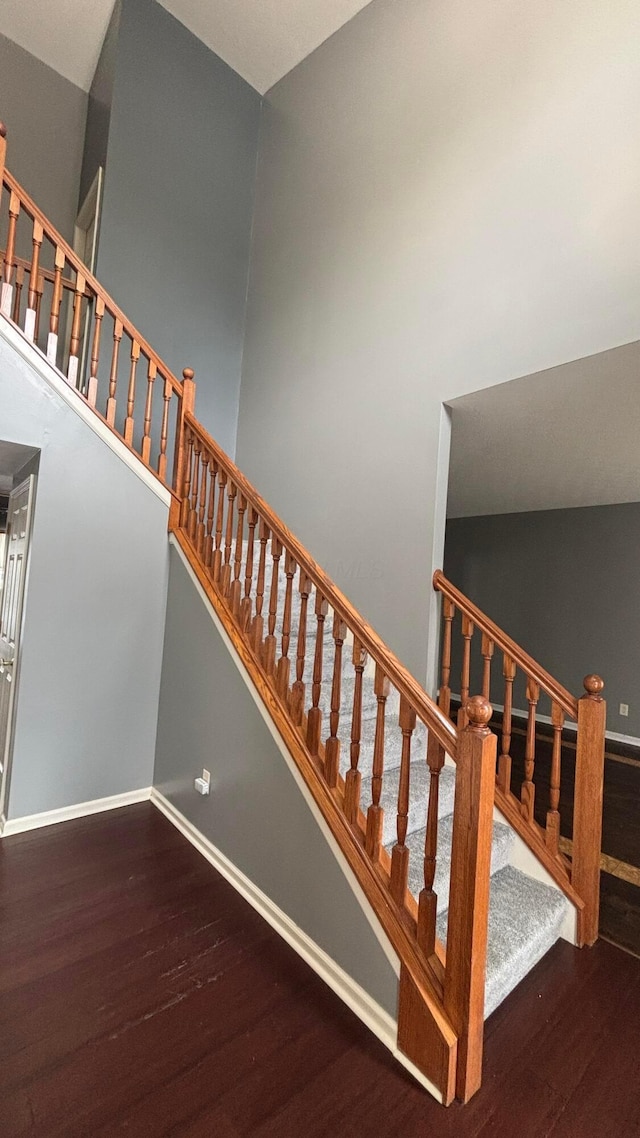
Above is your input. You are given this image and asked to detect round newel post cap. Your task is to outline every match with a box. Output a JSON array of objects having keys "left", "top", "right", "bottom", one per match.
[
  {"left": 0, "top": 123, "right": 7, "bottom": 139},
  {"left": 182, "top": 367, "right": 195, "bottom": 382},
  {"left": 466, "top": 695, "right": 492, "bottom": 729},
  {"left": 583, "top": 674, "right": 604, "bottom": 699}
]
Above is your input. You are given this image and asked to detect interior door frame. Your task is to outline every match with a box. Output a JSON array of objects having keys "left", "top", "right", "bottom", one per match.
[
  {"left": 0, "top": 474, "right": 37, "bottom": 823},
  {"left": 63, "top": 166, "right": 104, "bottom": 387}
]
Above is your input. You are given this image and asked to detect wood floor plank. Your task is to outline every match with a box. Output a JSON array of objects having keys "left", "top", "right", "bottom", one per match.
[{"left": 1, "top": 801, "right": 639, "bottom": 1136}]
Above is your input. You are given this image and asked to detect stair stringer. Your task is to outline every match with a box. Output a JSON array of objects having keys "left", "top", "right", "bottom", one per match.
[{"left": 164, "top": 531, "right": 458, "bottom": 1105}]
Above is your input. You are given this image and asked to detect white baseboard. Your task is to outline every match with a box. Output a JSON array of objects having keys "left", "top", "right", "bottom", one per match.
[
  {"left": 151, "top": 788, "right": 442, "bottom": 1103},
  {"left": 1, "top": 786, "right": 152, "bottom": 836}
]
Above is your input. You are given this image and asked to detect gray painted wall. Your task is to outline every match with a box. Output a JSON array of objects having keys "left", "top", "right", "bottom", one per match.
[
  {"left": 444, "top": 504, "right": 640, "bottom": 737},
  {"left": 154, "top": 544, "right": 399, "bottom": 1016},
  {"left": 79, "top": 1, "right": 120, "bottom": 208},
  {"left": 92, "top": 0, "right": 261, "bottom": 455},
  {"left": 0, "top": 33, "right": 87, "bottom": 242},
  {"left": 237, "top": 0, "right": 640, "bottom": 684},
  {"left": 0, "top": 324, "right": 170, "bottom": 819}
]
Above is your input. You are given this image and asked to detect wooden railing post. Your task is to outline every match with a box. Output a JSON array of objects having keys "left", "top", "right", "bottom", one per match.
[
  {"left": 170, "top": 367, "right": 196, "bottom": 528},
  {"left": 0, "top": 122, "right": 6, "bottom": 186},
  {"left": 572, "top": 674, "right": 606, "bottom": 947},
  {"left": 443, "top": 695, "right": 496, "bottom": 1103}
]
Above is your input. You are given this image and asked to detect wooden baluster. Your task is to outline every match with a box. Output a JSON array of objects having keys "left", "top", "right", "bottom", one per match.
[
  {"left": 33, "top": 272, "right": 45, "bottom": 341},
  {"left": 250, "top": 519, "right": 269, "bottom": 653},
  {"left": 306, "top": 590, "right": 328, "bottom": 756},
  {"left": 24, "top": 220, "right": 43, "bottom": 340},
  {"left": 444, "top": 696, "right": 496, "bottom": 1103},
  {"left": 86, "top": 296, "right": 105, "bottom": 407},
  {"left": 171, "top": 367, "right": 196, "bottom": 501},
  {"left": 365, "top": 665, "right": 390, "bottom": 857},
  {"left": 325, "top": 613, "right": 347, "bottom": 788},
  {"left": 572, "top": 675, "right": 606, "bottom": 946},
  {"left": 290, "top": 571, "right": 312, "bottom": 725},
  {"left": 123, "top": 340, "right": 140, "bottom": 445},
  {"left": 438, "top": 597, "right": 455, "bottom": 718},
  {"left": 157, "top": 377, "right": 172, "bottom": 483},
  {"left": 546, "top": 701, "right": 565, "bottom": 854},
  {"left": 106, "top": 318, "right": 123, "bottom": 426},
  {"left": 240, "top": 507, "right": 258, "bottom": 630},
  {"left": 67, "top": 272, "right": 86, "bottom": 387},
  {"left": 344, "top": 639, "right": 368, "bottom": 823},
  {"left": 204, "top": 463, "right": 218, "bottom": 569},
  {"left": 196, "top": 454, "right": 209, "bottom": 558},
  {"left": 140, "top": 357, "right": 156, "bottom": 461},
  {"left": 11, "top": 264, "right": 23, "bottom": 324},
  {"left": 220, "top": 482, "right": 237, "bottom": 597},
  {"left": 391, "top": 697, "right": 417, "bottom": 904},
  {"left": 212, "top": 470, "right": 227, "bottom": 583},
  {"left": 276, "top": 551, "right": 296, "bottom": 697},
  {"left": 230, "top": 494, "right": 246, "bottom": 617},
  {"left": 497, "top": 654, "right": 516, "bottom": 794},
  {"left": 179, "top": 430, "right": 193, "bottom": 528},
  {"left": 457, "top": 615, "right": 474, "bottom": 729},
  {"left": 481, "top": 634, "right": 494, "bottom": 700},
  {"left": 520, "top": 677, "right": 539, "bottom": 823},
  {"left": 263, "top": 538, "right": 282, "bottom": 674},
  {"left": 1, "top": 190, "right": 20, "bottom": 316},
  {"left": 417, "top": 731, "right": 446, "bottom": 957},
  {"left": 47, "top": 246, "right": 66, "bottom": 363},
  {"left": 188, "top": 439, "right": 201, "bottom": 543}
]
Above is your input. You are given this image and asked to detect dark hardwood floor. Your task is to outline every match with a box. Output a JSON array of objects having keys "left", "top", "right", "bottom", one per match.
[{"left": 1, "top": 802, "right": 639, "bottom": 1137}]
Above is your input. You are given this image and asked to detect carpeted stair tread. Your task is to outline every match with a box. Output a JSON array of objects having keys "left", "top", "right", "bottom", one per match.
[
  {"left": 375, "top": 762, "right": 456, "bottom": 847},
  {"left": 390, "top": 815, "right": 513, "bottom": 915},
  {"left": 337, "top": 715, "right": 428, "bottom": 779},
  {"left": 436, "top": 865, "right": 568, "bottom": 1018}
]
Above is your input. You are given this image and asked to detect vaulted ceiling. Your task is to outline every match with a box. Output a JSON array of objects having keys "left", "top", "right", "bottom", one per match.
[{"left": 0, "top": 0, "right": 374, "bottom": 95}]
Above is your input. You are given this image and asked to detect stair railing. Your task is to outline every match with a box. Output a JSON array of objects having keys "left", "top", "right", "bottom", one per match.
[
  {"left": 433, "top": 570, "right": 606, "bottom": 945},
  {"left": 0, "top": 120, "right": 597, "bottom": 1102},
  {"left": 172, "top": 412, "right": 498, "bottom": 1102},
  {"left": 0, "top": 125, "right": 188, "bottom": 494}
]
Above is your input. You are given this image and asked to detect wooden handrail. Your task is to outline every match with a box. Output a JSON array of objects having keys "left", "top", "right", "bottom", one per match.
[
  {"left": 433, "top": 570, "right": 578, "bottom": 720},
  {"left": 0, "top": 249, "right": 88, "bottom": 297},
  {"left": 185, "top": 411, "right": 458, "bottom": 758},
  {"left": 1, "top": 169, "right": 183, "bottom": 397}
]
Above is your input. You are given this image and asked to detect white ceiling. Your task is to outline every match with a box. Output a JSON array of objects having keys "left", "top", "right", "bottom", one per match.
[
  {"left": 447, "top": 340, "right": 640, "bottom": 518},
  {"left": 0, "top": 0, "right": 373, "bottom": 95}
]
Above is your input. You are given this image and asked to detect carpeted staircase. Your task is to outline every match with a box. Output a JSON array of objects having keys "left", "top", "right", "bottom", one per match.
[{"left": 246, "top": 544, "right": 569, "bottom": 1018}]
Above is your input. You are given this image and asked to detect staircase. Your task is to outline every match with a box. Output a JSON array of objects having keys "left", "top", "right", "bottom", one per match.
[
  {"left": 243, "top": 541, "right": 571, "bottom": 1019},
  {"left": 0, "top": 123, "right": 606, "bottom": 1107}
]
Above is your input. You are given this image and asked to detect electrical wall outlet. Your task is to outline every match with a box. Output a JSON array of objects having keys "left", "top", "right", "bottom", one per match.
[
  {"left": 194, "top": 768, "right": 211, "bottom": 795},
  {"left": 619, "top": 703, "right": 629, "bottom": 717}
]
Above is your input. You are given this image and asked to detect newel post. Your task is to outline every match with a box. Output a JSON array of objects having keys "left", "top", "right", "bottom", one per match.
[
  {"left": 170, "top": 367, "right": 196, "bottom": 529},
  {"left": 572, "top": 674, "right": 606, "bottom": 947},
  {"left": 443, "top": 695, "right": 496, "bottom": 1103}
]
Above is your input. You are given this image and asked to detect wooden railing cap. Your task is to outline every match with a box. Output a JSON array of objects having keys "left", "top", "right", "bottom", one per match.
[
  {"left": 465, "top": 695, "right": 492, "bottom": 730},
  {"left": 433, "top": 569, "right": 579, "bottom": 720},
  {"left": 183, "top": 367, "right": 195, "bottom": 381},
  {"left": 582, "top": 674, "right": 604, "bottom": 700}
]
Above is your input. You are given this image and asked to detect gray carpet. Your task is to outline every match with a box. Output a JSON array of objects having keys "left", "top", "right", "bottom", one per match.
[{"left": 241, "top": 541, "right": 569, "bottom": 1018}]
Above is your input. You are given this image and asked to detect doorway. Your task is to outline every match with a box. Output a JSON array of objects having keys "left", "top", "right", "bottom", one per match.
[
  {"left": 64, "top": 167, "right": 104, "bottom": 389},
  {"left": 0, "top": 442, "right": 39, "bottom": 822}
]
